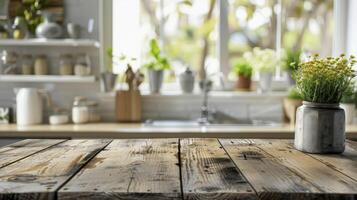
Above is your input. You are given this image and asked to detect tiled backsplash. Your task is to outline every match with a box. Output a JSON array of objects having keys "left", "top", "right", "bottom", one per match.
[{"left": 98, "top": 92, "right": 285, "bottom": 122}]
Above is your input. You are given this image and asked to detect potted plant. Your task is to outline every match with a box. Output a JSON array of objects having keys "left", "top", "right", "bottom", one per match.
[
  {"left": 282, "top": 49, "right": 301, "bottom": 86},
  {"left": 340, "top": 83, "right": 356, "bottom": 125},
  {"left": 100, "top": 48, "right": 118, "bottom": 92},
  {"left": 244, "top": 48, "right": 279, "bottom": 93},
  {"left": 283, "top": 87, "right": 302, "bottom": 125},
  {"left": 143, "top": 39, "right": 171, "bottom": 93},
  {"left": 232, "top": 59, "right": 253, "bottom": 91},
  {"left": 294, "top": 54, "right": 356, "bottom": 154}
]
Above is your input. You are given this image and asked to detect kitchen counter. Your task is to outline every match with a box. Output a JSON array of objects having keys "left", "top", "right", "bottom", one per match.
[
  {"left": 0, "top": 139, "right": 356, "bottom": 199},
  {"left": 0, "top": 123, "right": 357, "bottom": 139}
]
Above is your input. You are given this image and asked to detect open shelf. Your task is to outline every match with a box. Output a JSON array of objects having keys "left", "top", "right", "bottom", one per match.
[
  {"left": 0, "top": 39, "right": 100, "bottom": 48},
  {"left": 0, "top": 75, "right": 96, "bottom": 83}
]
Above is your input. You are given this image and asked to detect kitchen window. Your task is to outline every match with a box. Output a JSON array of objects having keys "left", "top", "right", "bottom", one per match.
[{"left": 112, "top": 0, "right": 334, "bottom": 87}]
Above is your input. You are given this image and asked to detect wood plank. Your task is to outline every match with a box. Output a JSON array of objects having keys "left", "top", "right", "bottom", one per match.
[
  {"left": 0, "top": 139, "right": 65, "bottom": 168},
  {"left": 0, "top": 139, "right": 111, "bottom": 200},
  {"left": 347, "top": 139, "right": 357, "bottom": 150},
  {"left": 288, "top": 140, "right": 357, "bottom": 182},
  {"left": 180, "top": 138, "right": 256, "bottom": 200},
  {"left": 59, "top": 139, "right": 181, "bottom": 200},
  {"left": 220, "top": 139, "right": 329, "bottom": 200},
  {"left": 254, "top": 139, "right": 357, "bottom": 198}
]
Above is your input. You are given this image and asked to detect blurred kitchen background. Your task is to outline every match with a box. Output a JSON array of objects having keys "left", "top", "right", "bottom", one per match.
[{"left": 0, "top": 0, "right": 356, "bottom": 125}]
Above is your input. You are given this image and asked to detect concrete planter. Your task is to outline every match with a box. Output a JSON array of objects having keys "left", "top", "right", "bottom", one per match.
[
  {"left": 148, "top": 70, "right": 164, "bottom": 93},
  {"left": 294, "top": 101, "right": 345, "bottom": 154}
]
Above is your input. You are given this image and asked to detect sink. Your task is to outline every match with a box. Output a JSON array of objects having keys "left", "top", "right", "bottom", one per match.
[
  {"left": 144, "top": 119, "right": 282, "bottom": 128},
  {"left": 145, "top": 110, "right": 282, "bottom": 128}
]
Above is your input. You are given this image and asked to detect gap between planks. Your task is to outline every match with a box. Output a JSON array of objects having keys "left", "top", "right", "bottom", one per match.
[
  {"left": 0, "top": 139, "right": 67, "bottom": 169},
  {"left": 0, "top": 139, "right": 112, "bottom": 200}
]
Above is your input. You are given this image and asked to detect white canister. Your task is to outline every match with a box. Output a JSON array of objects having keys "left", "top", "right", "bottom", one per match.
[{"left": 72, "top": 107, "right": 89, "bottom": 124}]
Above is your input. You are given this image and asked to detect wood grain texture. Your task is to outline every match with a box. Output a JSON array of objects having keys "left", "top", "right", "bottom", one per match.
[
  {"left": 294, "top": 140, "right": 357, "bottom": 182},
  {"left": 219, "top": 139, "right": 332, "bottom": 200},
  {"left": 347, "top": 139, "right": 357, "bottom": 150},
  {"left": 0, "top": 139, "right": 65, "bottom": 168},
  {"left": 180, "top": 138, "right": 256, "bottom": 200},
  {"left": 58, "top": 139, "right": 181, "bottom": 200},
  {"left": 253, "top": 139, "right": 357, "bottom": 199},
  {"left": 0, "top": 139, "right": 111, "bottom": 200}
]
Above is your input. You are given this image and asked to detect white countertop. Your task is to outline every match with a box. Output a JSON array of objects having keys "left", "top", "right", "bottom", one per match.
[{"left": 0, "top": 123, "right": 356, "bottom": 139}]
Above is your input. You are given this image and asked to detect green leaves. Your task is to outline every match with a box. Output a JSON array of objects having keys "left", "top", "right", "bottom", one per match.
[
  {"left": 233, "top": 59, "right": 253, "bottom": 78},
  {"left": 150, "top": 39, "right": 161, "bottom": 59},
  {"left": 144, "top": 39, "right": 171, "bottom": 71},
  {"left": 283, "top": 49, "right": 301, "bottom": 72},
  {"left": 287, "top": 87, "right": 302, "bottom": 100}
]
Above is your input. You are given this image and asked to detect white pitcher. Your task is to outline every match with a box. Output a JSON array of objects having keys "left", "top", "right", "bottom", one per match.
[{"left": 15, "top": 88, "right": 49, "bottom": 126}]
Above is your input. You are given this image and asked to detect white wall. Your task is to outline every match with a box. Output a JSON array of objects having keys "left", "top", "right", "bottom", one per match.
[{"left": 347, "top": 0, "right": 357, "bottom": 56}]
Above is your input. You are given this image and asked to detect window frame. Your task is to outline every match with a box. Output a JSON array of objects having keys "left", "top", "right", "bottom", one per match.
[{"left": 102, "top": 0, "right": 348, "bottom": 89}]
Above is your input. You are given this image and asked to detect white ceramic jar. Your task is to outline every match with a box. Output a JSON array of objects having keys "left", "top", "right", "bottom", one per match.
[
  {"left": 16, "top": 88, "right": 43, "bottom": 125},
  {"left": 72, "top": 96, "right": 89, "bottom": 124}
]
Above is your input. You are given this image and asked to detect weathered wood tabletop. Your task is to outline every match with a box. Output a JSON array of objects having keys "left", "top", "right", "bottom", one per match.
[{"left": 0, "top": 139, "right": 356, "bottom": 200}]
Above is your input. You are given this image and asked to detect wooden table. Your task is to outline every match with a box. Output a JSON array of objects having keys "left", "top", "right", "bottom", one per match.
[{"left": 0, "top": 139, "right": 356, "bottom": 200}]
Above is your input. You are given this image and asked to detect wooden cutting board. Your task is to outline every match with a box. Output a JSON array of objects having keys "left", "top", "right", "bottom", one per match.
[{"left": 115, "top": 90, "right": 142, "bottom": 122}]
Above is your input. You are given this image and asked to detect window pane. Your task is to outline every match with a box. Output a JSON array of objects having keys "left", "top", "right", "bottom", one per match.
[
  {"left": 227, "top": 0, "right": 278, "bottom": 72},
  {"left": 282, "top": 0, "right": 334, "bottom": 57},
  {"left": 141, "top": 0, "right": 218, "bottom": 80}
]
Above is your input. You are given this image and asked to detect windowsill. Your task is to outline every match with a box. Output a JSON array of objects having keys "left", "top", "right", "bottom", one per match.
[{"left": 98, "top": 90, "right": 287, "bottom": 100}]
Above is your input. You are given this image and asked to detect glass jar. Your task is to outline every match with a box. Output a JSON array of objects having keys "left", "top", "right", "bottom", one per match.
[
  {"left": 72, "top": 96, "right": 89, "bottom": 124},
  {"left": 86, "top": 100, "right": 101, "bottom": 122},
  {"left": 59, "top": 54, "right": 73, "bottom": 75},
  {"left": 74, "top": 53, "right": 91, "bottom": 76},
  {"left": 21, "top": 54, "right": 33, "bottom": 75},
  {"left": 1, "top": 50, "right": 18, "bottom": 74},
  {"left": 34, "top": 55, "right": 48, "bottom": 75}
]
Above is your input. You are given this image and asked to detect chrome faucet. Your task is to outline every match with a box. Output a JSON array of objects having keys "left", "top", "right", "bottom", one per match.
[{"left": 198, "top": 79, "right": 213, "bottom": 125}]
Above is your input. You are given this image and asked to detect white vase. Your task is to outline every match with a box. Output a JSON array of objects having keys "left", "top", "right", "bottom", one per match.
[
  {"left": 36, "top": 12, "right": 63, "bottom": 39},
  {"left": 340, "top": 103, "right": 355, "bottom": 125},
  {"left": 258, "top": 72, "right": 273, "bottom": 93}
]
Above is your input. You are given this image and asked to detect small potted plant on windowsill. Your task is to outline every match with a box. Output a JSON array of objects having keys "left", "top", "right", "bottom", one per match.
[
  {"left": 143, "top": 39, "right": 171, "bottom": 93},
  {"left": 244, "top": 48, "right": 279, "bottom": 93},
  {"left": 294, "top": 54, "right": 356, "bottom": 154},
  {"left": 283, "top": 87, "right": 302, "bottom": 126},
  {"left": 340, "top": 82, "right": 357, "bottom": 125},
  {"left": 282, "top": 49, "right": 301, "bottom": 86},
  {"left": 232, "top": 58, "right": 253, "bottom": 91}
]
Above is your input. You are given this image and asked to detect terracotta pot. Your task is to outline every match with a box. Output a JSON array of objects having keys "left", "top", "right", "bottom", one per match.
[
  {"left": 236, "top": 75, "right": 251, "bottom": 91},
  {"left": 283, "top": 98, "right": 302, "bottom": 125}
]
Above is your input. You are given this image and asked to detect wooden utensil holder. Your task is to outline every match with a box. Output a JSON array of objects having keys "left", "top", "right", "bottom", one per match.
[{"left": 116, "top": 90, "right": 142, "bottom": 122}]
